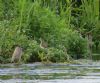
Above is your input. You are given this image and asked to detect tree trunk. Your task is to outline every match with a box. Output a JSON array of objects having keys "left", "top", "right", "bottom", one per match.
[{"left": 86, "top": 33, "right": 93, "bottom": 59}]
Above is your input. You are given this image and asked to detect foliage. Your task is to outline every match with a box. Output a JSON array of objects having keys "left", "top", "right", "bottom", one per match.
[
  {"left": 0, "top": 21, "right": 29, "bottom": 63},
  {"left": 0, "top": 0, "right": 99, "bottom": 63}
]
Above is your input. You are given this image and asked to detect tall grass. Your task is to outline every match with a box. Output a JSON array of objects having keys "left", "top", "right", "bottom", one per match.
[
  {"left": 0, "top": 0, "right": 96, "bottom": 63},
  {"left": 79, "top": 0, "right": 100, "bottom": 59}
]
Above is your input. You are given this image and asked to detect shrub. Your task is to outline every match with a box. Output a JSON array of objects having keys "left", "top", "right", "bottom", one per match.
[
  {"left": 0, "top": 0, "right": 88, "bottom": 63},
  {"left": 59, "top": 29, "right": 87, "bottom": 59},
  {"left": 0, "top": 20, "right": 30, "bottom": 63}
]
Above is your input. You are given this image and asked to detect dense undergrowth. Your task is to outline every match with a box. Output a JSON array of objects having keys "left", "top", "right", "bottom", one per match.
[{"left": 0, "top": 0, "right": 100, "bottom": 63}]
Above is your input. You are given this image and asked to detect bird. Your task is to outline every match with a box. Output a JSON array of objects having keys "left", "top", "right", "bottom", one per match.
[
  {"left": 39, "top": 38, "right": 50, "bottom": 62},
  {"left": 39, "top": 38, "right": 48, "bottom": 49},
  {"left": 11, "top": 46, "right": 23, "bottom": 63}
]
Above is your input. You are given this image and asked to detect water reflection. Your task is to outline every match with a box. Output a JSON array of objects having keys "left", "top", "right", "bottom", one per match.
[{"left": 0, "top": 62, "right": 100, "bottom": 83}]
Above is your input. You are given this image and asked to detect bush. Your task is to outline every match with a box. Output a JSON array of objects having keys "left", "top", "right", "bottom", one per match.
[
  {"left": 0, "top": 1, "right": 88, "bottom": 63},
  {"left": 67, "top": 32, "right": 87, "bottom": 59},
  {"left": 0, "top": 20, "right": 30, "bottom": 63},
  {"left": 47, "top": 47, "right": 69, "bottom": 62},
  {"left": 23, "top": 40, "right": 41, "bottom": 62},
  {"left": 22, "top": 2, "right": 87, "bottom": 61},
  {"left": 56, "top": 28, "right": 87, "bottom": 59}
]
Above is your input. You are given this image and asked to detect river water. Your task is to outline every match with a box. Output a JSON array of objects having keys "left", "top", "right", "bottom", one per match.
[{"left": 0, "top": 61, "right": 100, "bottom": 83}]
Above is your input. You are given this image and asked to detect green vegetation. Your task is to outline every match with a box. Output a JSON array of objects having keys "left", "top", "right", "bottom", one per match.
[{"left": 0, "top": 0, "right": 100, "bottom": 63}]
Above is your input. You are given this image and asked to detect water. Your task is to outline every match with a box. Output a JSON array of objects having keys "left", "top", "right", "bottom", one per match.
[{"left": 0, "top": 61, "right": 100, "bottom": 83}]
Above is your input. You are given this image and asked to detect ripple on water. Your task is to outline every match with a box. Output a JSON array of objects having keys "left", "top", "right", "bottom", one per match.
[
  {"left": 0, "top": 63, "right": 100, "bottom": 83},
  {"left": 1, "top": 79, "right": 100, "bottom": 83}
]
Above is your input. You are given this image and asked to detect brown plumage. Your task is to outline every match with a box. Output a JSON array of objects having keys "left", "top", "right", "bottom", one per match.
[
  {"left": 39, "top": 38, "right": 48, "bottom": 49},
  {"left": 11, "top": 46, "right": 22, "bottom": 63}
]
